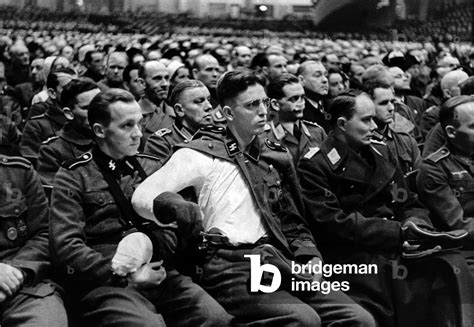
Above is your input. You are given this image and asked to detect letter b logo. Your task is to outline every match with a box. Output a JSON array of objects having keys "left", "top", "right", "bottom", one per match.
[{"left": 245, "top": 254, "right": 281, "bottom": 293}]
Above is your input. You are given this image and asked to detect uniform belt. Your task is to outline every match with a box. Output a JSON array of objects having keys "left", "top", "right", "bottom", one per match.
[{"left": 200, "top": 231, "right": 270, "bottom": 250}]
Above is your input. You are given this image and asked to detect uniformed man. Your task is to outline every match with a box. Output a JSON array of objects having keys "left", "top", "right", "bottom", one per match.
[
  {"left": 138, "top": 61, "right": 175, "bottom": 148},
  {"left": 49, "top": 88, "right": 232, "bottom": 326},
  {"left": 298, "top": 89, "right": 470, "bottom": 327},
  {"left": 97, "top": 52, "right": 128, "bottom": 91},
  {"left": 297, "top": 60, "right": 331, "bottom": 132},
  {"left": 20, "top": 68, "right": 76, "bottom": 163},
  {"left": 364, "top": 79, "right": 420, "bottom": 176},
  {"left": 266, "top": 73, "right": 326, "bottom": 166},
  {"left": 0, "top": 154, "right": 67, "bottom": 326},
  {"left": 37, "top": 78, "right": 100, "bottom": 186},
  {"left": 133, "top": 71, "right": 375, "bottom": 327},
  {"left": 145, "top": 80, "right": 213, "bottom": 162},
  {"left": 417, "top": 95, "right": 474, "bottom": 244}
]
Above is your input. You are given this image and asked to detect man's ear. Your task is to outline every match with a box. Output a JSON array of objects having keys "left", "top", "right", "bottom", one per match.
[
  {"left": 336, "top": 117, "right": 347, "bottom": 131},
  {"left": 174, "top": 103, "right": 185, "bottom": 118},
  {"left": 47, "top": 88, "right": 57, "bottom": 100},
  {"left": 298, "top": 74, "right": 305, "bottom": 85},
  {"left": 92, "top": 123, "right": 106, "bottom": 139},
  {"left": 445, "top": 125, "right": 456, "bottom": 139},
  {"left": 262, "top": 66, "right": 269, "bottom": 76},
  {"left": 222, "top": 105, "right": 233, "bottom": 121},
  {"left": 63, "top": 107, "right": 74, "bottom": 121},
  {"left": 442, "top": 89, "right": 451, "bottom": 99},
  {"left": 138, "top": 78, "right": 146, "bottom": 88},
  {"left": 270, "top": 99, "right": 280, "bottom": 111},
  {"left": 192, "top": 68, "right": 199, "bottom": 79}
]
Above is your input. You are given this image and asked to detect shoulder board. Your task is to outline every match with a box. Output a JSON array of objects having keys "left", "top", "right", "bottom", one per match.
[
  {"left": 30, "top": 113, "right": 46, "bottom": 120},
  {"left": 136, "top": 153, "right": 161, "bottom": 161},
  {"left": 200, "top": 125, "right": 226, "bottom": 134},
  {"left": 264, "top": 139, "right": 287, "bottom": 152},
  {"left": 425, "top": 105, "right": 437, "bottom": 113},
  {"left": 426, "top": 147, "right": 450, "bottom": 163},
  {"left": 64, "top": 152, "right": 93, "bottom": 170},
  {"left": 154, "top": 128, "right": 172, "bottom": 138},
  {"left": 302, "top": 120, "right": 322, "bottom": 128},
  {"left": 0, "top": 155, "right": 31, "bottom": 169},
  {"left": 370, "top": 139, "right": 386, "bottom": 146},
  {"left": 303, "top": 147, "right": 320, "bottom": 159},
  {"left": 42, "top": 135, "right": 60, "bottom": 145}
]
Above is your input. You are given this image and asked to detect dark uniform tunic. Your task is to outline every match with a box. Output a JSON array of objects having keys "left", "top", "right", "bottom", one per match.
[
  {"left": 49, "top": 147, "right": 232, "bottom": 326},
  {"left": 417, "top": 145, "right": 474, "bottom": 245},
  {"left": 37, "top": 123, "right": 94, "bottom": 186},
  {"left": 0, "top": 155, "right": 67, "bottom": 326},
  {"left": 265, "top": 120, "right": 326, "bottom": 167},
  {"left": 20, "top": 100, "right": 66, "bottom": 162},
  {"left": 144, "top": 122, "right": 194, "bottom": 163},
  {"left": 298, "top": 133, "right": 444, "bottom": 327}
]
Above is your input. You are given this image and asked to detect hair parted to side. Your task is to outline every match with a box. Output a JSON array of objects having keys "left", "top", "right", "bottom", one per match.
[
  {"left": 328, "top": 89, "right": 367, "bottom": 127},
  {"left": 60, "top": 77, "right": 98, "bottom": 109},
  {"left": 88, "top": 88, "right": 135, "bottom": 128},
  {"left": 216, "top": 69, "right": 266, "bottom": 107},
  {"left": 439, "top": 95, "right": 474, "bottom": 130},
  {"left": 266, "top": 73, "right": 300, "bottom": 100},
  {"left": 168, "top": 79, "right": 206, "bottom": 107}
]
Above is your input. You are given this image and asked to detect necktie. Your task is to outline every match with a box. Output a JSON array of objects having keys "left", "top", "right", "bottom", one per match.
[{"left": 293, "top": 122, "right": 301, "bottom": 140}]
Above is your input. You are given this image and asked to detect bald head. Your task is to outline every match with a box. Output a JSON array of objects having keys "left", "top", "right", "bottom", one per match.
[
  {"left": 105, "top": 52, "right": 128, "bottom": 86},
  {"left": 441, "top": 70, "right": 469, "bottom": 99},
  {"left": 192, "top": 54, "right": 221, "bottom": 89},
  {"left": 140, "top": 60, "right": 170, "bottom": 105},
  {"left": 10, "top": 43, "right": 30, "bottom": 66},
  {"left": 233, "top": 46, "right": 252, "bottom": 68}
]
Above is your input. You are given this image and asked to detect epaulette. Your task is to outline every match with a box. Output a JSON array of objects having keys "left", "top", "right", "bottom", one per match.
[
  {"left": 42, "top": 135, "right": 60, "bottom": 145},
  {"left": 192, "top": 125, "right": 226, "bottom": 140},
  {"left": 154, "top": 128, "right": 172, "bottom": 138},
  {"left": 0, "top": 155, "right": 31, "bottom": 169},
  {"left": 264, "top": 139, "right": 287, "bottom": 152},
  {"left": 63, "top": 152, "right": 92, "bottom": 170},
  {"left": 136, "top": 153, "right": 161, "bottom": 161},
  {"left": 29, "top": 113, "right": 46, "bottom": 120},
  {"left": 426, "top": 147, "right": 450, "bottom": 163},
  {"left": 302, "top": 120, "right": 322, "bottom": 128}
]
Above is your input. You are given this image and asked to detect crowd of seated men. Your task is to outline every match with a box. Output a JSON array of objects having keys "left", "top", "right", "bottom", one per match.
[{"left": 0, "top": 18, "right": 473, "bottom": 326}]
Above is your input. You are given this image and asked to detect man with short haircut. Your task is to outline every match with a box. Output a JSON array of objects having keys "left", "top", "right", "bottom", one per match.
[
  {"left": 192, "top": 54, "right": 222, "bottom": 108},
  {"left": 138, "top": 61, "right": 175, "bottom": 147},
  {"left": 262, "top": 53, "right": 288, "bottom": 84},
  {"left": 50, "top": 88, "right": 233, "bottom": 327},
  {"left": 364, "top": 80, "right": 421, "bottom": 175},
  {"left": 82, "top": 50, "right": 104, "bottom": 83},
  {"left": 13, "top": 57, "right": 46, "bottom": 109},
  {"left": 417, "top": 96, "right": 474, "bottom": 244},
  {"left": 37, "top": 78, "right": 100, "bottom": 186},
  {"left": 20, "top": 68, "right": 76, "bottom": 162},
  {"left": 98, "top": 52, "right": 128, "bottom": 91},
  {"left": 266, "top": 73, "right": 326, "bottom": 166},
  {"left": 123, "top": 63, "right": 145, "bottom": 101},
  {"left": 145, "top": 80, "right": 213, "bottom": 162},
  {"left": 298, "top": 90, "right": 469, "bottom": 327},
  {"left": 297, "top": 60, "right": 330, "bottom": 132},
  {"left": 133, "top": 71, "right": 375, "bottom": 327},
  {"left": 229, "top": 45, "right": 252, "bottom": 71}
]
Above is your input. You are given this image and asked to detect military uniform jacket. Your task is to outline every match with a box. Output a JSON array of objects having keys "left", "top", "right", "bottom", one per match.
[
  {"left": 37, "top": 123, "right": 94, "bottom": 186},
  {"left": 138, "top": 97, "right": 175, "bottom": 148},
  {"left": 176, "top": 127, "right": 321, "bottom": 261},
  {"left": 49, "top": 147, "right": 161, "bottom": 292},
  {"left": 20, "top": 99, "right": 67, "bottom": 159},
  {"left": 298, "top": 134, "right": 430, "bottom": 256},
  {"left": 0, "top": 155, "right": 51, "bottom": 286},
  {"left": 417, "top": 145, "right": 474, "bottom": 245},
  {"left": 265, "top": 120, "right": 326, "bottom": 167},
  {"left": 372, "top": 125, "right": 421, "bottom": 175},
  {"left": 302, "top": 95, "right": 331, "bottom": 133},
  {"left": 144, "top": 122, "right": 195, "bottom": 163}
]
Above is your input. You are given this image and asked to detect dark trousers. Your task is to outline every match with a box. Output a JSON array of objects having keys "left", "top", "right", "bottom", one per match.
[
  {"left": 0, "top": 282, "right": 67, "bottom": 327},
  {"left": 79, "top": 269, "right": 233, "bottom": 327},
  {"left": 200, "top": 247, "right": 376, "bottom": 327}
]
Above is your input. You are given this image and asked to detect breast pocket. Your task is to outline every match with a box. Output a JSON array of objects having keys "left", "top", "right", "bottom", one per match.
[
  {"left": 448, "top": 179, "right": 474, "bottom": 207},
  {"left": 0, "top": 198, "right": 28, "bottom": 244},
  {"left": 263, "top": 173, "right": 284, "bottom": 216},
  {"left": 83, "top": 191, "right": 119, "bottom": 235}
]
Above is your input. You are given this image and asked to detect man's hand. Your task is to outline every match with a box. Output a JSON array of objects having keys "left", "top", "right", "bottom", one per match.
[
  {"left": 127, "top": 261, "right": 166, "bottom": 290},
  {"left": 307, "top": 257, "right": 323, "bottom": 283},
  {"left": 0, "top": 263, "right": 24, "bottom": 297}
]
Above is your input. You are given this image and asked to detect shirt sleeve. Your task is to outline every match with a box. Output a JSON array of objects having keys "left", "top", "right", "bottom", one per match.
[{"left": 132, "top": 148, "right": 210, "bottom": 221}]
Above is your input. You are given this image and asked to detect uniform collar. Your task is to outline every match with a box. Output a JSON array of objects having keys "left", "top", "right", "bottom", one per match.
[
  {"left": 60, "top": 123, "right": 95, "bottom": 146},
  {"left": 174, "top": 120, "right": 195, "bottom": 141},
  {"left": 45, "top": 99, "right": 67, "bottom": 124},
  {"left": 92, "top": 146, "right": 137, "bottom": 178},
  {"left": 224, "top": 129, "right": 261, "bottom": 162}
]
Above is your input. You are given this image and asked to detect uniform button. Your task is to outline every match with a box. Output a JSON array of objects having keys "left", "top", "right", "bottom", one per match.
[
  {"left": 2, "top": 158, "right": 6, "bottom": 163},
  {"left": 350, "top": 185, "right": 355, "bottom": 189},
  {"left": 184, "top": 140, "right": 189, "bottom": 143},
  {"left": 14, "top": 208, "right": 20, "bottom": 214},
  {"left": 7, "top": 227, "right": 18, "bottom": 240},
  {"left": 459, "top": 187, "right": 464, "bottom": 192},
  {"left": 276, "top": 181, "right": 281, "bottom": 186},
  {"left": 268, "top": 165, "right": 274, "bottom": 171},
  {"left": 99, "top": 198, "right": 104, "bottom": 203},
  {"left": 208, "top": 143, "right": 214, "bottom": 149},
  {"left": 244, "top": 159, "right": 249, "bottom": 164}
]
